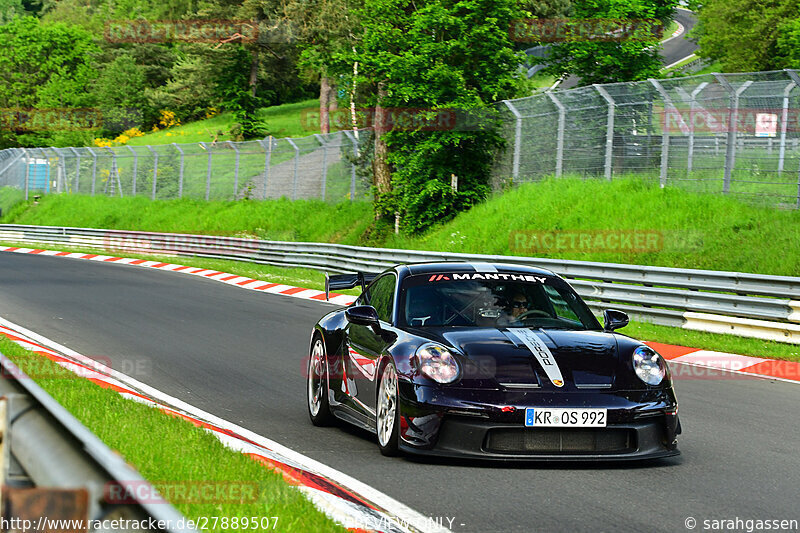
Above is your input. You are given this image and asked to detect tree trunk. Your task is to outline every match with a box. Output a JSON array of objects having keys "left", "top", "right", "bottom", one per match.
[
  {"left": 249, "top": 47, "right": 259, "bottom": 98},
  {"left": 319, "top": 76, "right": 333, "bottom": 134},
  {"left": 373, "top": 81, "right": 391, "bottom": 219}
]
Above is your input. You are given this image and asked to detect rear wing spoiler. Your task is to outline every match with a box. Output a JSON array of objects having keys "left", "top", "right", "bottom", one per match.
[{"left": 325, "top": 272, "right": 378, "bottom": 301}]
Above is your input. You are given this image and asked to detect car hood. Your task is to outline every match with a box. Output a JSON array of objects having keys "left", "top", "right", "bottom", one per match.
[{"left": 409, "top": 327, "right": 623, "bottom": 390}]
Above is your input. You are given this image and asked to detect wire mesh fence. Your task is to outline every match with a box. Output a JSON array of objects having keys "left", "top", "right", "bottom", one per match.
[
  {"left": 0, "top": 130, "right": 372, "bottom": 203},
  {"left": 495, "top": 69, "right": 800, "bottom": 208},
  {"left": 4, "top": 70, "right": 800, "bottom": 208}
]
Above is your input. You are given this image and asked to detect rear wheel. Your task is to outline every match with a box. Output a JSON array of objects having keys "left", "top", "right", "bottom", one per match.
[
  {"left": 377, "top": 361, "right": 400, "bottom": 456},
  {"left": 307, "top": 336, "right": 334, "bottom": 426}
]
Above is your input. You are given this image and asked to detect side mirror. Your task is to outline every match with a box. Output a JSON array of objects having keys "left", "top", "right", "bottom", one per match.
[
  {"left": 603, "top": 309, "right": 629, "bottom": 332},
  {"left": 345, "top": 305, "right": 381, "bottom": 330}
]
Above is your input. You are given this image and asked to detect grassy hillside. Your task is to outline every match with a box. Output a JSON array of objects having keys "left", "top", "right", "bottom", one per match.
[
  {"left": 3, "top": 177, "right": 800, "bottom": 276},
  {"left": 125, "top": 99, "right": 321, "bottom": 147},
  {"left": 1, "top": 194, "right": 373, "bottom": 244},
  {"left": 385, "top": 178, "right": 800, "bottom": 275}
]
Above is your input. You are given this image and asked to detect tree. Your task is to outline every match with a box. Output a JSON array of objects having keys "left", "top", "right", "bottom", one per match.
[
  {"left": 280, "top": 0, "right": 362, "bottom": 133},
  {"left": 533, "top": 0, "right": 678, "bottom": 84},
  {"left": 355, "top": 0, "right": 524, "bottom": 233},
  {"left": 693, "top": 0, "right": 800, "bottom": 72},
  {"left": 0, "top": 17, "right": 100, "bottom": 147},
  {"left": 0, "top": 0, "right": 26, "bottom": 24}
]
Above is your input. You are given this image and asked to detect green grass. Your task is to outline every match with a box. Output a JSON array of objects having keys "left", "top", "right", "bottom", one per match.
[
  {"left": 692, "top": 61, "right": 723, "bottom": 76},
  {"left": 664, "top": 19, "right": 679, "bottom": 38},
  {"left": 385, "top": 177, "right": 800, "bottom": 276},
  {"left": 0, "top": 336, "right": 345, "bottom": 532},
  {"left": 5, "top": 177, "right": 800, "bottom": 275},
  {"left": 527, "top": 73, "right": 557, "bottom": 89},
  {"left": 0, "top": 187, "right": 24, "bottom": 218},
  {"left": 2, "top": 195, "right": 373, "bottom": 244},
  {"left": 125, "top": 99, "right": 321, "bottom": 147}
]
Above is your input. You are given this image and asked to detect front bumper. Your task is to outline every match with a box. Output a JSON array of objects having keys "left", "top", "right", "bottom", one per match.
[{"left": 397, "top": 382, "right": 680, "bottom": 461}]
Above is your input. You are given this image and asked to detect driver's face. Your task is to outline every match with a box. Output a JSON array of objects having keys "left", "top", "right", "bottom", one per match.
[{"left": 510, "top": 297, "right": 528, "bottom": 317}]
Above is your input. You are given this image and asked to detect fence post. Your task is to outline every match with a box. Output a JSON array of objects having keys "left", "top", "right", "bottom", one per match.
[
  {"left": 594, "top": 85, "right": 615, "bottom": 180},
  {"left": 50, "top": 147, "right": 65, "bottom": 193},
  {"left": 286, "top": 138, "right": 300, "bottom": 200},
  {"left": 145, "top": 145, "right": 158, "bottom": 200},
  {"left": 314, "top": 134, "right": 328, "bottom": 201},
  {"left": 227, "top": 141, "right": 240, "bottom": 199},
  {"left": 69, "top": 147, "right": 80, "bottom": 193},
  {"left": 85, "top": 147, "right": 98, "bottom": 196},
  {"left": 781, "top": 70, "right": 800, "bottom": 175},
  {"left": 649, "top": 79, "right": 674, "bottom": 187},
  {"left": 259, "top": 137, "right": 273, "bottom": 200},
  {"left": 22, "top": 148, "right": 29, "bottom": 200},
  {"left": 103, "top": 146, "right": 120, "bottom": 197},
  {"left": 715, "top": 74, "right": 751, "bottom": 194},
  {"left": 343, "top": 130, "right": 358, "bottom": 201},
  {"left": 126, "top": 146, "right": 138, "bottom": 196},
  {"left": 200, "top": 142, "right": 213, "bottom": 201},
  {"left": 545, "top": 91, "right": 565, "bottom": 177},
  {"left": 688, "top": 82, "right": 709, "bottom": 175},
  {"left": 502, "top": 100, "right": 522, "bottom": 181},
  {"left": 172, "top": 143, "right": 184, "bottom": 198}
]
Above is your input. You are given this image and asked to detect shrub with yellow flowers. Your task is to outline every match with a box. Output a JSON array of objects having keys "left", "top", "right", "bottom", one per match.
[{"left": 158, "top": 110, "right": 180, "bottom": 129}]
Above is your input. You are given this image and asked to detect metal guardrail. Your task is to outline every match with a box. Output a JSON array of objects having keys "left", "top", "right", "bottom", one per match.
[
  {"left": 0, "top": 351, "right": 193, "bottom": 531},
  {"left": 1, "top": 224, "right": 799, "bottom": 343}
]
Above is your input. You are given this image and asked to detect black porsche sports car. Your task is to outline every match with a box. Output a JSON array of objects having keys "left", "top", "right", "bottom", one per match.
[{"left": 307, "top": 262, "right": 681, "bottom": 460}]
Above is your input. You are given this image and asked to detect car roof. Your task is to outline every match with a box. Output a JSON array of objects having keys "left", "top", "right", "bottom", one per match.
[{"left": 394, "top": 261, "right": 557, "bottom": 278}]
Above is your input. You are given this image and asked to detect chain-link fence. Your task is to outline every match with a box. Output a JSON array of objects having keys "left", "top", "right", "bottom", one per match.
[
  {"left": 4, "top": 70, "right": 800, "bottom": 208},
  {"left": 495, "top": 69, "right": 800, "bottom": 208},
  {"left": 0, "top": 130, "right": 373, "bottom": 203}
]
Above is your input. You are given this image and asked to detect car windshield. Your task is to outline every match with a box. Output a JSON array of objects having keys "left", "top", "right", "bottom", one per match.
[{"left": 399, "top": 273, "right": 601, "bottom": 330}]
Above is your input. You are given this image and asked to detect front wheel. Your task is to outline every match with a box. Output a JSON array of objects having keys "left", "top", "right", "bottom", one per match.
[
  {"left": 377, "top": 360, "right": 400, "bottom": 456},
  {"left": 307, "top": 335, "right": 334, "bottom": 426}
]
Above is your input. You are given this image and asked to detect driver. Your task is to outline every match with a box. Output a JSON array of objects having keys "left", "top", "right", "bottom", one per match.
[{"left": 497, "top": 289, "right": 530, "bottom": 326}]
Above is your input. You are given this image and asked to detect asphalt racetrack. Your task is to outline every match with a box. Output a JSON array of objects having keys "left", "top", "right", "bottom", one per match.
[{"left": 1, "top": 252, "right": 798, "bottom": 532}]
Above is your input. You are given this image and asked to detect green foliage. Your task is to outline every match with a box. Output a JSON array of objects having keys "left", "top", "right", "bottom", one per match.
[
  {"left": 355, "top": 0, "right": 524, "bottom": 233},
  {"left": 214, "top": 45, "right": 269, "bottom": 140},
  {"left": 0, "top": 0, "right": 26, "bottom": 23},
  {"left": 535, "top": 0, "right": 678, "bottom": 84},
  {"left": 694, "top": 0, "right": 800, "bottom": 71},
  {"left": 0, "top": 16, "right": 101, "bottom": 147},
  {"left": 93, "top": 54, "right": 148, "bottom": 136}
]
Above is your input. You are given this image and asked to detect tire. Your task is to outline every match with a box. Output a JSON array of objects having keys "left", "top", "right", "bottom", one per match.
[
  {"left": 307, "top": 335, "right": 334, "bottom": 426},
  {"left": 376, "top": 360, "right": 400, "bottom": 456}
]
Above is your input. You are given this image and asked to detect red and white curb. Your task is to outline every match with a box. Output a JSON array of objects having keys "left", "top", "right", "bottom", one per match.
[
  {"left": 0, "top": 316, "right": 445, "bottom": 533},
  {"left": 0, "top": 246, "right": 357, "bottom": 307},
  {"left": 646, "top": 341, "right": 800, "bottom": 384}
]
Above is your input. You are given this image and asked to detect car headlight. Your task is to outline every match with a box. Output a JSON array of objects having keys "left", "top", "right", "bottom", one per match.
[
  {"left": 633, "top": 346, "right": 667, "bottom": 386},
  {"left": 416, "top": 343, "right": 460, "bottom": 384}
]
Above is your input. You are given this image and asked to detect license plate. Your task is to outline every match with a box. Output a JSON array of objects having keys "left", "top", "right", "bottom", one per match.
[{"left": 525, "top": 408, "right": 607, "bottom": 427}]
